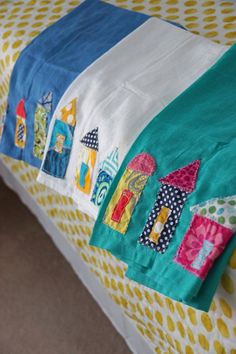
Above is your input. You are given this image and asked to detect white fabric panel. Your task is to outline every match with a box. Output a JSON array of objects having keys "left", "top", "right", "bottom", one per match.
[{"left": 37, "top": 17, "right": 228, "bottom": 218}]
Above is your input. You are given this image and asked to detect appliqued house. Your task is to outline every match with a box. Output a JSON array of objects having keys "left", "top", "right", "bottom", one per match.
[
  {"left": 139, "top": 160, "right": 200, "bottom": 254},
  {"left": 75, "top": 127, "right": 99, "bottom": 195},
  {"left": 91, "top": 147, "right": 119, "bottom": 207},
  {"left": 103, "top": 152, "right": 156, "bottom": 234}
]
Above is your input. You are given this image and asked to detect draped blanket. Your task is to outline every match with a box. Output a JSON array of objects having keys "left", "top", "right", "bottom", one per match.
[{"left": 90, "top": 44, "right": 236, "bottom": 311}]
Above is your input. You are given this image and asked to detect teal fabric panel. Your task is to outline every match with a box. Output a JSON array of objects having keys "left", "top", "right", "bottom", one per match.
[{"left": 90, "top": 44, "right": 236, "bottom": 311}]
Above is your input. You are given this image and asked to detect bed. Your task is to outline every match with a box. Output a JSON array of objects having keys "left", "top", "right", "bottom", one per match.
[{"left": 0, "top": 1, "right": 236, "bottom": 353}]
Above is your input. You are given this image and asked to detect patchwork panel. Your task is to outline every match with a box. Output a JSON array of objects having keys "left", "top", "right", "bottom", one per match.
[{"left": 103, "top": 153, "right": 156, "bottom": 234}]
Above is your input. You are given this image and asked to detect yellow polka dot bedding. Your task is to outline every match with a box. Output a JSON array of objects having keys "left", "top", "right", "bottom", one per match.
[{"left": 0, "top": 1, "right": 236, "bottom": 353}]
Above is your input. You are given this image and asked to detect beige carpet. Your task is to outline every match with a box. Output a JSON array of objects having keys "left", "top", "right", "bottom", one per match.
[{"left": 0, "top": 178, "right": 131, "bottom": 354}]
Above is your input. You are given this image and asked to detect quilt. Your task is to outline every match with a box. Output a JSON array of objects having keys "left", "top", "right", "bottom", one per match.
[{"left": 37, "top": 17, "right": 226, "bottom": 218}]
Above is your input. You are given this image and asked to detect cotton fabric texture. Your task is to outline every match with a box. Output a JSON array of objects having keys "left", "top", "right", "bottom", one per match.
[
  {"left": 37, "top": 17, "right": 227, "bottom": 218},
  {"left": 89, "top": 44, "right": 236, "bottom": 312},
  {"left": 0, "top": 0, "right": 148, "bottom": 168}
]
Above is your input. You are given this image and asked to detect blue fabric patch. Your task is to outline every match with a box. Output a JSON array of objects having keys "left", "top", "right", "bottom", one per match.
[
  {"left": 191, "top": 240, "right": 214, "bottom": 270},
  {"left": 0, "top": 0, "right": 149, "bottom": 168},
  {"left": 80, "top": 162, "right": 89, "bottom": 188},
  {"left": 91, "top": 170, "right": 113, "bottom": 207},
  {"left": 42, "top": 119, "right": 74, "bottom": 178}
]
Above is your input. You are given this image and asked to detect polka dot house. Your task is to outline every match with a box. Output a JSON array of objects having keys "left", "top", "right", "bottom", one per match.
[{"left": 0, "top": 1, "right": 236, "bottom": 353}]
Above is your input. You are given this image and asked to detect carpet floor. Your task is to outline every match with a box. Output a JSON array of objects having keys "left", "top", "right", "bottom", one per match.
[{"left": 0, "top": 178, "right": 131, "bottom": 354}]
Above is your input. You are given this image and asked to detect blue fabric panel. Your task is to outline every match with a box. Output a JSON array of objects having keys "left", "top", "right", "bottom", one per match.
[
  {"left": 42, "top": 148, "right": 71, "bottom": 179},
  {"left": 0, "top": 0, "right": 148, "bottom": 167}
]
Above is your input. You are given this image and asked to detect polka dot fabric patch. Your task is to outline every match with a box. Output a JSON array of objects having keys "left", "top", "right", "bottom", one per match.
[
  {"left": 80, "top": 127, "right": 99, "bottom": 151},
  {"left": 159, "top": 160, "right": 200, "bottom": 193},
  {"left": 139, "top": 184, "right": 187, "bottom": 253},
  {"left": 191, "top": 195, "right": 236, "bottom": 232}
]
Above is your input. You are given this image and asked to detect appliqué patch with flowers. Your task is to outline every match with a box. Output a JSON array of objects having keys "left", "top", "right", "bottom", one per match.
[{"left": 174, "top": 214, "right": 234, "bottom": 279}]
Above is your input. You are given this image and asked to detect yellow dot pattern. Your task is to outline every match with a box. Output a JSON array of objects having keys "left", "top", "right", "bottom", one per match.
[{"left": 0, "top": 1, "right": 236, "bottom": 353}]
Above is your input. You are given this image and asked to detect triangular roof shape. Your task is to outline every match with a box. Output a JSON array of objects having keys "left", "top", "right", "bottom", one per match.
[
  {"left": 39, "top": 91, "right": 53, "bottom": 113},
  {"left": 80, "top": 127, "right": 99, "bottom": 151},
  {"left": 16, "top": 98, "right": 26, "bottom": 119},
  {"left": 159, "top": 160, "right": 200, "bottom": 193}
]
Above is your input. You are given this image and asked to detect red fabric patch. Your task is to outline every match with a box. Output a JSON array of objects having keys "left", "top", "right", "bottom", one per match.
[
  {"left": 127, "top": 153, "right": 156, "bottom": 176},
  {"left": 16, "top": 98, "right": 26, "bottom": 119},
  {"left": 159, "top": 160, "right": 200, "bottom": 193},
  {"left": 111, "top": 189, "right": 133, "bottom": 223}
]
